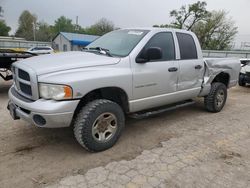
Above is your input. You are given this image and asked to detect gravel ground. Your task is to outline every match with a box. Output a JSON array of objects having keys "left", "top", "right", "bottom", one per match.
[{"left": 0, "top": 80, "right": 250, "bottom": 188}]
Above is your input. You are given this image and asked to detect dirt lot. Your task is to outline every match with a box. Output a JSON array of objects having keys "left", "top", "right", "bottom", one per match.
[{"left": 0, "top": 80, "right": 250, "bottom": 188}]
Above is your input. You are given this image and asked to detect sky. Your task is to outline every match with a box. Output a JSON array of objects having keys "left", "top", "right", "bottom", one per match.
[{"left": 1, "top": 0, "right": 250, "bottom": 46}]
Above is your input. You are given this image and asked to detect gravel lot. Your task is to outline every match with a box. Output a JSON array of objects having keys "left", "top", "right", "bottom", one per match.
[{"left": 0, "top": 80, "right": 250, "bottom": 188}]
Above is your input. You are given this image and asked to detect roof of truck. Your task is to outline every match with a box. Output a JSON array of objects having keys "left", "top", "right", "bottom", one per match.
[{"left": 122, "top": 27, "right": 194, "bottom": 33}]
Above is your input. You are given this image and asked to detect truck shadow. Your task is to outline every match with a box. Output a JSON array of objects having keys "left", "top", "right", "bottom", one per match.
[{"left": 0, "top": 80, "right": 12, "bottom": 94}]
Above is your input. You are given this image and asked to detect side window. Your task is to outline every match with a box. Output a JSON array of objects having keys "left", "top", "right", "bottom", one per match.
[
  {"left": 176, "top": 33, "right": 197, "bottom": 60},
  {"left": 143, "top": 32, "right": 175, "bottom": 61}
]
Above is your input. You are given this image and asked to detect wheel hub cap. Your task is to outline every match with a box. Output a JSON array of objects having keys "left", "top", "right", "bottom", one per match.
[
  {"left": 92, "top": 113, "right": 117, "bottom": 142},
  {"left": 216, "top": 89, "right": 225, "bottom": 107}
]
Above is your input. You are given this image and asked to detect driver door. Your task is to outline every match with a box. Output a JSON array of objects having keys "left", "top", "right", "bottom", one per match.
[{"left": 130, "top": 32, "right": 179, "bottom": 112}]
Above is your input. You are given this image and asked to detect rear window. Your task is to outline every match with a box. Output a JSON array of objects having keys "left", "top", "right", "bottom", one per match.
[{"left": 176, "top": 33, "right": 197, "bottom": 60}]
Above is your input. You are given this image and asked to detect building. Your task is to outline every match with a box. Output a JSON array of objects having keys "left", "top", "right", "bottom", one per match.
[{"left": 52, "top": 32, "right": 99, "bottom": 52}]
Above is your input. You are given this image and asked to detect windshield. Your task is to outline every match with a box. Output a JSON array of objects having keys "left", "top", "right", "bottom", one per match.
[{"left": 86, "top": 29, "right": 149, "bottom": 57}]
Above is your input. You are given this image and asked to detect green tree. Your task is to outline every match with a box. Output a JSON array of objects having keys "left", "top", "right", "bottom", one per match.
[
  {"left": 0, "top": 20, "right": 11, "bottom": 36},
  {"left": 169, "top": 1, "right": 210, "bottom": 30},
  {"left": 193, "top": 11, "right": 238, "bottom": 50},
  {"left": 153, "top": 1, "right": 238, "bottom": 50},
  {"left": 15, "top": 10, "right": 37, "bottom": 40},
  {"left": 36, "top": 22, "right": 54, "bottom": 42},
  {"left": 53, "top": 16, "right": 75, "bottom": 33},
  {"left": 85, "top": 18, "right": 114, "bottom": 36},
  {"left": 0, "top": 6, "right": 11, "bottom": 36}
]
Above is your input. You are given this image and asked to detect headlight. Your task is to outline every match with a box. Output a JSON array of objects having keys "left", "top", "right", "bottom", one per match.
[{"left": 39, "top": 83, "right": 73, "bottom": 100}]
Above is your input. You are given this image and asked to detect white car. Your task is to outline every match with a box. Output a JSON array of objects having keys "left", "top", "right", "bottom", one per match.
[
  {"left": 27, "top": 46, "right": 54, "bottom": 55},
  {"left": 239, "top": 59, "right": 250, "bottom": 86}
]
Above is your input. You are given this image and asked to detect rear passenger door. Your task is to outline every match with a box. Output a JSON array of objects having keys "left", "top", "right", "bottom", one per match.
[{"left": 176, "top": 32, "right": 204, "bottom": 96}]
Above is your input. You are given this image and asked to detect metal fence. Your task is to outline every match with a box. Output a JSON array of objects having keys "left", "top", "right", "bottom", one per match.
[
  {"left": 0, "top": 38, "right": 51, "bottom": 49},
  {"left": 203, "top": 50, "right": 250, "bottom": 58}
]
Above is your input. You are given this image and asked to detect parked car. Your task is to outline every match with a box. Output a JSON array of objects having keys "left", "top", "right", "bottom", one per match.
[
  {"left": 27, "top": 46, "right": 54, "bottom": 55},
  {"left": 8, "top": 28, "right": 241, "bottom": 152},
  {"left": 239, "top": 59, "right": 250, "bottom": 86}
]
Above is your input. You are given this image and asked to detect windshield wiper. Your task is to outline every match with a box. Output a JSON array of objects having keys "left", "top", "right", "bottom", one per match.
[{"left": 83, "top": 47, "right": 113, "bottom": 57}]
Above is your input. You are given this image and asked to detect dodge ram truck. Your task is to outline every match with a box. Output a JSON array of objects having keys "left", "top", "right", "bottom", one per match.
[{"left": 7, "top": 28, "right": 241, "bottom": 152}]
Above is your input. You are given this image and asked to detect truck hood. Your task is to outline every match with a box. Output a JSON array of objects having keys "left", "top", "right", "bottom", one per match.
[{"left": 16, "top": 51, "right": 121, "bottom": 75}]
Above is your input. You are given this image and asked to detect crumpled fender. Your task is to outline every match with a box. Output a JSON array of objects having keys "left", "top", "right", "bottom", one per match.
[{"left": 199, "top": 58, "right": 241, "bottom": 96}]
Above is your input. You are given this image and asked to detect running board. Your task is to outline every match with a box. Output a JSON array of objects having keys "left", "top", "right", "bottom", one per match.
[{"left": 129, "top": 100, "right": 195, "bottom": 119}]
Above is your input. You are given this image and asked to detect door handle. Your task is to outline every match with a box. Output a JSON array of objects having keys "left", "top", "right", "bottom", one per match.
[
  {"left": 168, "top": 67, "right": 178, "bottom": 72},
  {"left": 195, "top": 65, "right": 202, "bottom": 69}
]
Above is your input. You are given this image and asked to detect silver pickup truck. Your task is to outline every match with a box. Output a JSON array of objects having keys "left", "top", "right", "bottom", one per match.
[{"left": 8, "top": 28, "right": 241, "bottom": 152}]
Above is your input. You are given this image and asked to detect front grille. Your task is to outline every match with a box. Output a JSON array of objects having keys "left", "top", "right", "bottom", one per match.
[
  {"left": 12, "top": 66, "right": 37, "bottom": 100},
  {"left": 19, "top": 82, "right": 32, "bottom": 96},
  {"left": 18, "top": 69, "right": 30, "bottom": 81}
]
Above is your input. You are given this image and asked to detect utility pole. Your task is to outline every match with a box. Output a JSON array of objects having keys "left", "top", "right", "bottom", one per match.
[
  {"left": 75, "top": 16, "right": 79, "bottom": 31},
  {"left": 33, "top": 21, "right": 36, "bottom": 41},
  {"left": 0, "top": 6, "right": 4, "bottom": 20}
]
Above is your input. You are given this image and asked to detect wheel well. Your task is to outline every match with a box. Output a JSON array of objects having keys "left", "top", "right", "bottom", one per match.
[
  {"left": 212, "top": 72, "right": 230, "bottom": 87},
  {"left": 73, "top": 87, "right": 129, "bottom": 118}
]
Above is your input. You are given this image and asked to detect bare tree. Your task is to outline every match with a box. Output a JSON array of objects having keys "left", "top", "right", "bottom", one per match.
[
  {"left": 170, "top": 1, "right": 210, "bottom": 30},
  {"left": 85, "top": 18, "right": 114, "bottom": 36}
]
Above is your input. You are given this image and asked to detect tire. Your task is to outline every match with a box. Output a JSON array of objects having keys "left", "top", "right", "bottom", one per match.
[
  {"left": 238, "top": 75, "right": 246, "bottom": 86},
  {"left": 73, "top": 99, "right": 125, "bottom": 152},
  {"left": 204, "top": 82, "right": 227, "bottom": 113}
]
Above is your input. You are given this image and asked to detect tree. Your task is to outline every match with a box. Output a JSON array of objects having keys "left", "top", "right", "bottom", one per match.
[
  {"left": 193, "top": 11, "right": 238, "bottom": 50},
  {"left": 0, "top": 21, "right": 11, "bottom": 36},
  {"left": 169, "top": 1, "right": 210, "bottom": 30},
  {"left": 85, "top": 18, "right": 114, "bottom": 36},
  {"left": 15, "top": 10, "right": 37, "bottom": 40},
  {"left": 36, "top": 22, "right": 54, "bottom": 42},
  {"left": 153, "top": 1, "right": 238, "bottom": 50},
  {"left": 53, "top": 16, "right": 75, "bottom": 33},
  {"left": 0, "top": 6, "right": 11, "bottom": 36}
]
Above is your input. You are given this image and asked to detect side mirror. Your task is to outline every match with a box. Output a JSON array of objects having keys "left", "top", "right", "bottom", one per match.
[{"left": 136, "top": 47, "right": 163, "bottom": 63}]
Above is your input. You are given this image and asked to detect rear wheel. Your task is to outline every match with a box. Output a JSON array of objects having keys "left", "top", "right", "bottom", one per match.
[
  {"left": 204, "top": 82, "right": 227, "bottom": 113},
  {"left": 73, "top": 99, "right": 125, "bottom": 152}
]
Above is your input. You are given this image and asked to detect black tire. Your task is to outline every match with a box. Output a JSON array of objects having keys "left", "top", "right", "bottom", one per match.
[
  {"left": 204, "top": 82, "right": 227, "bottom": 113},
  {"left": 238, "top": 75, "right": 246, "bottom": 86},
  {"left": 73, "top": 99, "right": 125, "bottom": 152}
]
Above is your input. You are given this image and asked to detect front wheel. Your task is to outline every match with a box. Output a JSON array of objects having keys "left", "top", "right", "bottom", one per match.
[
  {"left": 73, "top": 99, "right": 125, "bottom": 152},
  {"left": 204, "top": 82, "right": 227, "bottom": 113}
]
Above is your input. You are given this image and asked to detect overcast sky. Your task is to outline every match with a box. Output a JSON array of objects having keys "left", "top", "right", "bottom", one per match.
[{"left": 1, "top": 0, "right": 250, "bottom": 37}]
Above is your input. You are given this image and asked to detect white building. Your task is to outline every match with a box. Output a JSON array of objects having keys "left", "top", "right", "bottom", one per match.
[{"left": 52, "top": 32, "right": 99, "bottom": 52}]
